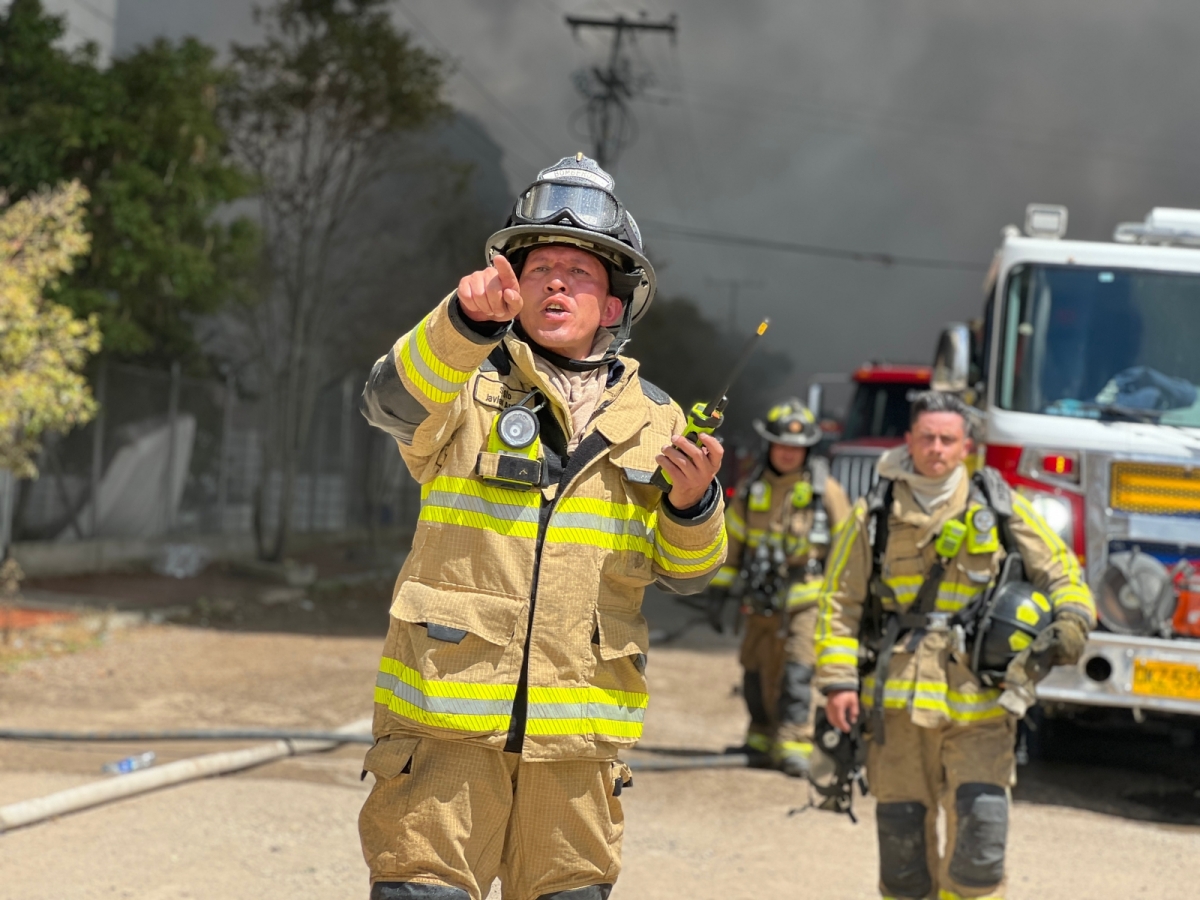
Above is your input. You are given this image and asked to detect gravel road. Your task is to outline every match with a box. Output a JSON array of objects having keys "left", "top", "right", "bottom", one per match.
[{"left": 2, "top": 583, "right": 1199, "bottom": 899}]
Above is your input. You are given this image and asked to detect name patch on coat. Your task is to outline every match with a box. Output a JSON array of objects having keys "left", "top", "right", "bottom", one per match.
[{"left": 474, "top": 377, "right": 513, "bottom": 410}]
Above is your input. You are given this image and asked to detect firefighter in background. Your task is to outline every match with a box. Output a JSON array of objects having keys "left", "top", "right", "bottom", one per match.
[
  {"left": 357, "top": 154, "right": 726, "bottom": 900},
  {"left": 817, "top": 391, "right": 1094, "bottom": 899},
  {"left": 710, "top": 399, "right": 850, "bottom": 775}
]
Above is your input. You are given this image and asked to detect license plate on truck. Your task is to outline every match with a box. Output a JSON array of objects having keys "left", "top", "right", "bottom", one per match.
[{"left": 1132, "top": 658, "right": 1200, "bottom": 701}]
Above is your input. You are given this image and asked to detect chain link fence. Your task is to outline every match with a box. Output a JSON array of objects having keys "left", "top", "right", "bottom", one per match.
[{"left": 5, "top": 361, "right": 421, "bottom": 548}]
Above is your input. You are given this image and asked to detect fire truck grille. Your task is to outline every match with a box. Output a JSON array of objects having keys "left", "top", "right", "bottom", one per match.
[
  {"left": 831, "top": 454, "right": 880, "bottom": 504},
  {"left": 1110, "top": 462, "right": 1200, "bottom": 517}
]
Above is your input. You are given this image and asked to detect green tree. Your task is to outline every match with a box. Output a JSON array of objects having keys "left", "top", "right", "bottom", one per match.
[
  {"left": 0, "top": 0, "right": 257, "bottom": 366},
  {"left": 223, "top": 0, "right": 447, "bottom": 559},
  {"left": 0, "top": 180, "right": 100, "bottom": 477}
]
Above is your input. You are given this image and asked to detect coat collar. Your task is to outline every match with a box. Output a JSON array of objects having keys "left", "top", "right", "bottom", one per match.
[{"left": 892, "top": 473, "right": 970, "bottom": 548}]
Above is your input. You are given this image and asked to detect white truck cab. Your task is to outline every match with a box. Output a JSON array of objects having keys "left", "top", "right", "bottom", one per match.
[{"left": 934, "top": 205, "right": 1200, "bottom": 721}]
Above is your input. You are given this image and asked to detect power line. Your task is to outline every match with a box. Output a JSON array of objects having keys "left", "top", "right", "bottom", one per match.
[
  {"left": 644, "top": 220, "right": 988, "bottom": 273},
  {"left": 393, "top": 1, "right": 555, "bottom": 174},
  {"left": 564, "top": 13, "right": 678, "bottom": 168}
]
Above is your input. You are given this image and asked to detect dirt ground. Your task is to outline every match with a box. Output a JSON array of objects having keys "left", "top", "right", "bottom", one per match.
[{"left": 3, "top": 569, "right": 1200, "bottom": 899}]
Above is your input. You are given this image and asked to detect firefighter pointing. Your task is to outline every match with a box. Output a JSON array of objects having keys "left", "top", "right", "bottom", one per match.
[
  {"left": 711, "top": 399, "right": 850, "bottom": 775},
  {"left": 357, "top": 154, "right": 726, "bottom": 900},
  {"left": 815, "top": 391, "right": 1094, "bottom": 899}
]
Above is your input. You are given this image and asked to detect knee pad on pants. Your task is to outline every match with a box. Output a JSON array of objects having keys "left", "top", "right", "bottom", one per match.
[
  {"left": 371, "top": 884, "right": 470, "bottom": 900},
  {"left": 949, "top": 783, "right": 1008, "bottom": 889},
  {"left": 537, "top": 886, "right": 613, "bottom": 900},
  {"left": 778, "top": 661, "right": 813, "bottom": 725},
  {"left": 875, "top": 801, "right": 931, "bottom": 899},
  {"left": 743, "top": 670, "right": 768, "bottom": 726}
]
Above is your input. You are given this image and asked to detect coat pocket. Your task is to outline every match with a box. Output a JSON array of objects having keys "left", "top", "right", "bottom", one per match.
[
  {"left": 361, "top": 736, "right": 420, "bottom": 782},
  {"left": 390, "top": 578, "right": 523, "bottom": 647},
  {"left": 383, "top": 580, "right": 525, "bottom": 710},
  {"left": 595, "top": 603, "right": 650, "bottom": 663}
]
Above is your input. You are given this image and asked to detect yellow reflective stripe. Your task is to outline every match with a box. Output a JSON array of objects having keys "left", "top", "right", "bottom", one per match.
[
  {"left": 524, "top": 685, "right": 648, "bottom": 738},
  {"left": 654, "top": 526, "right": 727, "bottom": 574},
  {"left": 816, "top": 636, "right": 859, "bottom": 667},
  {"left": 860, "top": 676, "right": 1004, "bottom": 722},
  {"left": 816, "top": 517, "right": 859, "bottom": 645},
  {"left": 375, "top": 656, "right": 515, "bottom": 732},
  {"left": 398, "top": 314, "right": 473, "bottom": 404},
  {"left": 711, "top": 566, "right": 737, "bottom": 588},
  {"left": 746, "top": 732, "right": 772, "bottom": 753},
  {"left": 936, "top": 580, "right": 981, "bottom": 612},
  {"left": 545, "top": 496, "right": 657, "bottom": 554},
  {"left": 940, "top": 892, "right": 1004, "bottom": 900},
  {"left": 526, "top": 717, "right": 643, "bottom": 738},
  {"left": 1013, "top": 492, "right": 1085, "bottom": 587},
  {"left": 745, "top": 528, "right": 766, "bottom": 547},
  {"left": 419, "top": 476, "right": 540, "bottom": 538},
  {"left": 726, "top": 508, "right": 747, "bottom": 542},
  {"left": 776, "top": 741, "right": 813, "bottom": 758},
  {"left": 885, "top": 574, "right": 923, "bottom": 605},
  {"left": 787, "top": 580, "right": 823, "bottom": 609},
  {"left": 1050, "top": 585, "right": 1096, "bottom": 617}
]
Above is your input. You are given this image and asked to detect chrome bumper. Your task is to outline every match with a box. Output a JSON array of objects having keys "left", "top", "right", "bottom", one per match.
[{"left": 1037, "top": 631, "right": 1200, "bottom": 716}]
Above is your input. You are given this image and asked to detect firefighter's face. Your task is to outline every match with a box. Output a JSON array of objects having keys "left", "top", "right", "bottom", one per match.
[
  {"left": 518, "top": 246, "right": 624, "bottom": 359},
  {"left": 906, "top": 412, "right": 970, "bottom": 478},
  {"left": 769, "top": 443, "right": 807, "bottom": 474}
]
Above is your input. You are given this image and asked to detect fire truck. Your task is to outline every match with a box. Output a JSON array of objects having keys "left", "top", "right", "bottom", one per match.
[
  {"left": 825, "top": 362, "right": 931, "bottom": 502},
  {"left": 932, "top": 204, "right": 1200, "bottom": 727}
]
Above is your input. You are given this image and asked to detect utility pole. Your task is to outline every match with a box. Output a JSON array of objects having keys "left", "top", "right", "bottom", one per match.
[
  {"left": 705, "top": 277, "right": 765, "bottom": 335},
  {"left": 565, "top": 12, "right": 677, "bottom": 169}
]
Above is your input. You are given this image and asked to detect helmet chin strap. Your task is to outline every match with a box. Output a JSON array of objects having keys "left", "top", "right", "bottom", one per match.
[{"left": 513, "top": 301, "right": 633, "bottom": 372}]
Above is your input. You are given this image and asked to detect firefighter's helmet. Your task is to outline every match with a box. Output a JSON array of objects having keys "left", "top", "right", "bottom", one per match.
[
  {"left": 485, "top": 153, "right": 655, "bottom": 323},
  {"left": 753, "top": 398, "right": 821, "bottom": 447},
  {"left": 970, "top": 580, "right": 1055, "bottom": 686}
]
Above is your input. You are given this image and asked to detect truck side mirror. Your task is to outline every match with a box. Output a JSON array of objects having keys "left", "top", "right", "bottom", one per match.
[{"left": 932, "top": 324, "right": 971, "bottom": 392}]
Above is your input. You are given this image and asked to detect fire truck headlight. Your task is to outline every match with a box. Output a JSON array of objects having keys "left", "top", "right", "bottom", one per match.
[{"left": 1029, "top": 493, "right": 1073, "bottom": 543}]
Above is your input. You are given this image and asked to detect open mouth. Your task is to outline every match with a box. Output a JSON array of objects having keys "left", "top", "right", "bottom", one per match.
[{"left": 541, "top": 296, "right": 572, "bottom": 318}]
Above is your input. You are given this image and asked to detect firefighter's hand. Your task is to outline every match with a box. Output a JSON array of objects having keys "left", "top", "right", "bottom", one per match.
[
  {"left": 1032, "top": 614, "right": 1090, "bottom": 667},
  {"left": 458, "top": 254, "right": 523, "bottom": 322},
  {"left": 657, "top": 432, "right": 723, "bottom": 510},
  {"left": 826, "top": 689, "right": 859, "bottom": 733}
]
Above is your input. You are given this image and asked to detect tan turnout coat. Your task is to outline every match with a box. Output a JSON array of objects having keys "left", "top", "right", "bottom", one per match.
[{"left": 361, "top": 294, "right": 727, "bottom": 761}]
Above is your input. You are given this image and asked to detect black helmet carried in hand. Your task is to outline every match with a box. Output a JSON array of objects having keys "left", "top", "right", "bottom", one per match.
[
  {"left": 970, "top": 580, "right": 1054, "bottom": 686},
  {"left": 753, "top": 398, "right": 821, "bottom": 448}
]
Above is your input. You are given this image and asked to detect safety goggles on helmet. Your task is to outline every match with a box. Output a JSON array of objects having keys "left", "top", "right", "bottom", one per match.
[{"left": 516, "top": 181, "right": 626, "bottom": 234}]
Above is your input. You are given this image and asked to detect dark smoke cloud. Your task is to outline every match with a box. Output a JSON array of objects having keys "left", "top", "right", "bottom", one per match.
[{"left": 116, "top": 0, "right": 1200, "bottom": 398}]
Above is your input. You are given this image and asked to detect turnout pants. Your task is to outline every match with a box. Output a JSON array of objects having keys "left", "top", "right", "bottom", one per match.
[
  {"left": 776, "top": 603, "right": 819, "bottom": 759},
  {"left": 867, "top": 711, "right": 1016, "bottom": 900},
  {"left": 359, "top": 736, "right": 630, "bottom": 900},
  {"left": 738, "top": 612, "right": 787, "bottom": 750}
]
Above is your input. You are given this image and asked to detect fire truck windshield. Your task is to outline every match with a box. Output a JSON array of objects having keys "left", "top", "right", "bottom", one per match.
[
  {"left": 842, "top": 383, "right": 915, "bottom": 439},
  {"left": 998, "top": 263, "right": 1200, "bottom": 427}
]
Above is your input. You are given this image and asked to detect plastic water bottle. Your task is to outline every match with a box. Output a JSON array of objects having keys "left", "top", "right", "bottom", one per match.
[{"left": 102, "top": 751, "right": 156, "bottom": 774}]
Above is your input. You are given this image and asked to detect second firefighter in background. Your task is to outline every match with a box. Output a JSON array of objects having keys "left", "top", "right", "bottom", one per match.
[{"left": 710, "top": 399, "right": 850, "bottom": 776}]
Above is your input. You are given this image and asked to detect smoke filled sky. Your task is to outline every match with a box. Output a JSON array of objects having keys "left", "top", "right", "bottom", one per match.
[{"left": 116, "top": 0, "right": 1200, "bottom": 396}]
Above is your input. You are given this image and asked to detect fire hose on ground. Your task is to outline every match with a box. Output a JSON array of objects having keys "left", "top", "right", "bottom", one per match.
[{"left": 0, "top": 726, "right": 751, "bottom": 832}]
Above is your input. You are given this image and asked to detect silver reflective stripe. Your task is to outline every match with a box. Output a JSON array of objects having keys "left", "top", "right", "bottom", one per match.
[
  {"left": 376, "top": 671, "right": 514, "bottom": 717},
  {"left": 550, "top": 512, "right": 653, "bottom": 539},
  {"left": 422, "top": 490, "right": 540, "bottom": 524},
  {"left": 404, "top": 325, "right": 462, "bottom": 396},
  {"left": 527, "top": 701, "right": 646, "bottom": 723}
]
